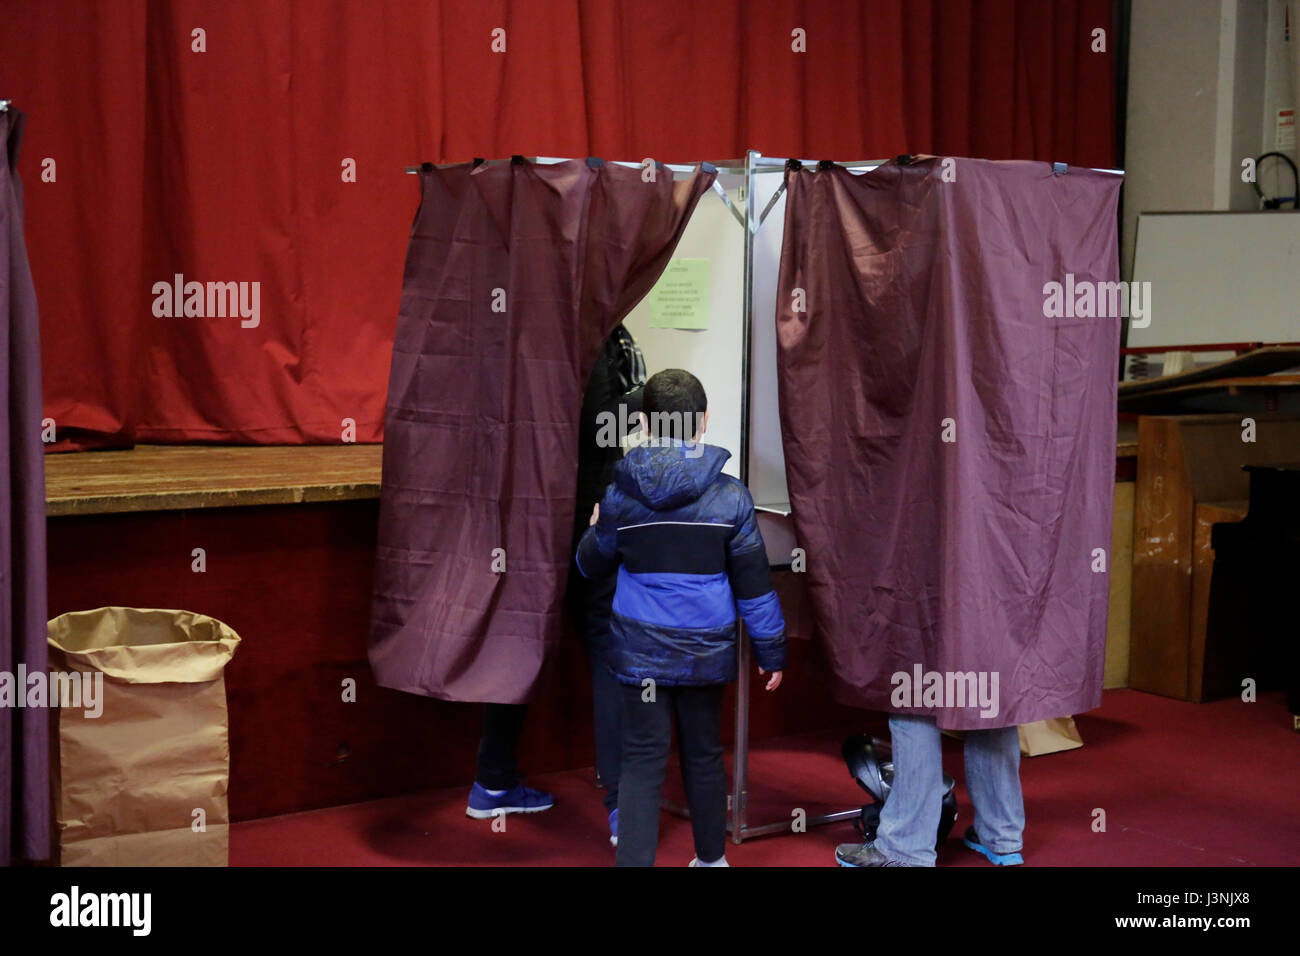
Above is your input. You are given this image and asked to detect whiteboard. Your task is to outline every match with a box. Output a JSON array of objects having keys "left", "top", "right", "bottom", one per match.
[
  {"left": 623, "top": 172, "right": 746, "bottom": 478},
  {"left": 1129, "top": 211, "right": 1300, "bottom": 347}
]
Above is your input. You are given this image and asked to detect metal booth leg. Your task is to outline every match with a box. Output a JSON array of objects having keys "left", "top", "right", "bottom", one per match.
[{"left": 728, "top": 632, "right": 751, "bottom": 843}]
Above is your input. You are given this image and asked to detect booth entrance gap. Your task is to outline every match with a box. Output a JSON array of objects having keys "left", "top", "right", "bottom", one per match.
[{"left": 618, "top": 150, "right": 887, "bottom": 842}]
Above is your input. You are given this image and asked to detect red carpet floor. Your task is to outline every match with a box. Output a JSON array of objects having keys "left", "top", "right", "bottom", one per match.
[{"left": 230, "top": 689, "right": 1299, "bottom": 867}]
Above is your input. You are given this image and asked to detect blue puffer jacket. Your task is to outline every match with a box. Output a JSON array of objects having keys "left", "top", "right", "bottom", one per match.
[{"left": 576, "top": 441, "right": 787, "bottom": 687}]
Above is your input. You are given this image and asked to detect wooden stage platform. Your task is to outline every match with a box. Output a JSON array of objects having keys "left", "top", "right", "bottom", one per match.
[{"left": 44, "top": 444, "right": 383, "bottom": 516}]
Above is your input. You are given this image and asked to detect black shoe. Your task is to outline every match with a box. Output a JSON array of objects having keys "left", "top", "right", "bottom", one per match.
[{"left": 834, "top": 842, "right": 913, "bottom": 867}]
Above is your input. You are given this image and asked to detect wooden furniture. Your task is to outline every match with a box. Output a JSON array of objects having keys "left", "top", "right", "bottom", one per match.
[
  {"left": 44, "top": 443, "right": 383, "bottom": 515},
  {"left": 1104, "top": 419, "right": 1138, "bottom": 688},
  {"left": 1188, "top": 500, "right": 1248, "bottom": 698},
  {"left": 1205, "top": 464, "right": 1300, "bottom": 717},
  {"left": 1131, "top": 414, "right": 1300, "bottom": 700}
]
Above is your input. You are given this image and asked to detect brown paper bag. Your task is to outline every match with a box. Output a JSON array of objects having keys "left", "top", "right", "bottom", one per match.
[
  {"left": 942, "top": 717, "right": 1085, "bottom": 757},
  {"left": 1017, "top": 716, "right": 1084, "bottom": 756},
  {"left": 47, "top": 607, "right": 240, "bottom": 866}
]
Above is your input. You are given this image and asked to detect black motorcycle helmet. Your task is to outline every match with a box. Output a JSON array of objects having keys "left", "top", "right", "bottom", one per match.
[{"left": 842, "top": 733, "right": 958, "bottom": 850}]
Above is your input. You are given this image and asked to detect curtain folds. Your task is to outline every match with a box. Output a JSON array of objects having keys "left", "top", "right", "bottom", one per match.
[
  {"left": 775, "top": 158, "right": 1122, "bottom": 730},
  {"left": 0, "top": 0, "right": 1116, "bottom": 446},
  {"left": 369, "top": 159, "right": 715, "bottom": 702},
  {"left": 2, "top": 107, "right": 51, "bottom": 864}
]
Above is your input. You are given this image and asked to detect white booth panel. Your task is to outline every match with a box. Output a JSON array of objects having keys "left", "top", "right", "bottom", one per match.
[
  {"left": 623, "top": 172, "right": 746, "bottom": 479},
  {"left": 748, "top": 167, "right": 790, "bottom": 511}
]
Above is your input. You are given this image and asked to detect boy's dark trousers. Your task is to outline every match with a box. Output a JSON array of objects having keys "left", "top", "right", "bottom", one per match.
[{"left": 615, "top": 682, "right": 726, "bottom": 867}]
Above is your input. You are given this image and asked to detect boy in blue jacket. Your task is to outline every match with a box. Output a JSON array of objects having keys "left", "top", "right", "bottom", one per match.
[{"left": 576, "top": 368, "right": 787, "bottom": 867}]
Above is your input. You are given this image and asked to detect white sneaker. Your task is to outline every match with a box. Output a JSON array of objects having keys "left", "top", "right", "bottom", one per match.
[{"left": 688, "top": 856, "right": 730, "bottom": 867}]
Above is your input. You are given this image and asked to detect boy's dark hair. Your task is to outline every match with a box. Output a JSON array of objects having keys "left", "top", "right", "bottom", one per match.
[{"left": 642, "top": 368, "right": 707, "bottom": 442}]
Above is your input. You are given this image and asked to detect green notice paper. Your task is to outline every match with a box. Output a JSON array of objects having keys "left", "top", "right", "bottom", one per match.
[{"left": 649, "top": 258, "right": 710, "bottom": 329}]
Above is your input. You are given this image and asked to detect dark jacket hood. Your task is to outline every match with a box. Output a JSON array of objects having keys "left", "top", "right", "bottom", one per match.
[{"left": 613, "top": 442, "right": 731, "bottom": 511}]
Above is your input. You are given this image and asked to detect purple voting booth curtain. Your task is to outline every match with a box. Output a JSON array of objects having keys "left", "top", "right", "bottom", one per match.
[
  {"left": 370, "top": 159, "right": 715, "bottom": 703},
  {"left": 776, "top": 158, "right": 1122, "bottom": 730},
  {"left": 1, "top": 107, "right": 50, "bottom": 864}
]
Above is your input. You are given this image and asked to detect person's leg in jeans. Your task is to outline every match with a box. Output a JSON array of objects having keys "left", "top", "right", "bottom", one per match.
[
  {"left": 476, "top": 703, "right": 527, "bottom": 790},
  {"left": 673, "top": 684, "right": 727, "bottom": 865},
  {"left": 871, "top": 714, "right": 944, "bottom": 867},
  {"left": 963, "top": 726, "right": 1025, "bottom": 857},
  {"left": 616, "top": 683, "right": 674, "bottom": 866}
]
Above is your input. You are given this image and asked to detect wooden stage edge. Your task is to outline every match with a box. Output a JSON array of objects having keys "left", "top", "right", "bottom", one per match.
[
  {"left": 44, "top": 444, "right": 384, "bottom": 516},
  {"left": 44, "top": 437, "right": 1139, "bottom": 517}
]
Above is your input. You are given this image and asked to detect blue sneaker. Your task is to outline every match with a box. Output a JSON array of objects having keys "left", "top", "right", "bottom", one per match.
[
  {"left": 961, "top": 826, "right": 1023, "bottom": 866},
  {"left": 609, "top": 808, "right": 618, "bottom": 847},
  {"left": 465, "top": 782, "right": 554, "bottom": 819}
]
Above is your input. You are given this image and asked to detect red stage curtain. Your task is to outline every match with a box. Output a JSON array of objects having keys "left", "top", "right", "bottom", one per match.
[{"left": 0, "top": 0, "right": 1116, "bottom": 446}]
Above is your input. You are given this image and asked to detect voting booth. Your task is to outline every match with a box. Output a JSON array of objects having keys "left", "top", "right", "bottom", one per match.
[{"left": 396, "top": 151, "right": 1125, "bottom": 845}]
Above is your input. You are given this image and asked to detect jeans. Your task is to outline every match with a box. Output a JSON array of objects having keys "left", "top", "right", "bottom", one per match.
[
  {"left": 873, "top": 714, "right": 1024, "bottom": 867},
  {"left": 615, "top": 683, "right": 726, "bottom": 867}
]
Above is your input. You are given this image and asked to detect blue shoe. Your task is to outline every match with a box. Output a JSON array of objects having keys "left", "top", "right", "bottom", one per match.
[
  {"left": 465, "top": 782, "right": 554, "bottom": 819},
  {"left": 609, "top": 808, "right": 618, "bottom": 847},
  {"left": 962, "top": 826, "right": 1023, "bottom": 866}
]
